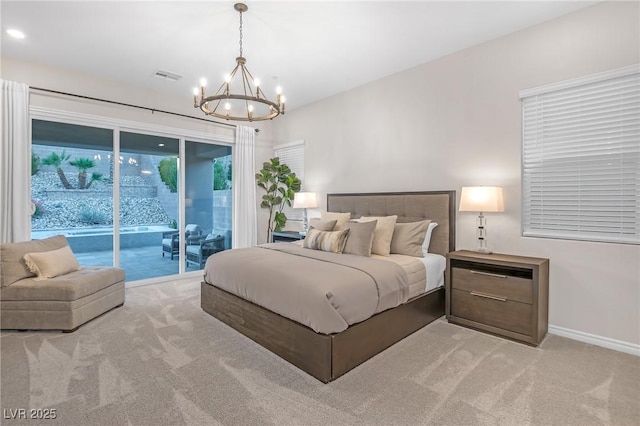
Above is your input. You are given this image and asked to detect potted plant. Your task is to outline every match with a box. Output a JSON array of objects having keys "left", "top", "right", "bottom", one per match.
[{"left": 255, "top": 157, "right": 301, "bottom": 242}]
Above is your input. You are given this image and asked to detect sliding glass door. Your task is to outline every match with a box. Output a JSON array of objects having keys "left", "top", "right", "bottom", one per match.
[
  {"left": 184, "top": 140, "right": 232, "bottom": 271},
  {"left": 119, "top": 131, "right": 180, "bottom": 280},
  {"left": 30, "top": 117, "right": 232, "bottom": 283},
  {"left": 31, "top": 119, "right": 115, "bottom": 267}
]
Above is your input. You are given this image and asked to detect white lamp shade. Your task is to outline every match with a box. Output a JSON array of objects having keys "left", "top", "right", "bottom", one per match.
[
  {"left": 459, "top": 187, "right": 504, "bottom": 213},
  {"left": 293, "top": 192, "right": 318, "bottom": 209}
]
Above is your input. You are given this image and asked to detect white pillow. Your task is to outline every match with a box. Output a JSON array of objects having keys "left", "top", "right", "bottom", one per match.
[
  {"left": 421, "top": 222, "right": 439, "bottom": 256},
  {"left": 23, "top": 245, "right": 80, "bottom": 281},
  {"left": 356, "top": 215, "right": 398, "bottom": 256}
]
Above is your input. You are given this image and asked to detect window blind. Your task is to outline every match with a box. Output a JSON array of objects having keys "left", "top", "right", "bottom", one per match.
[
  {"left": 274, "top": 140, "right": 305, "bottom": 222},
  {"left": 520, "top": 65, "right": 640, "bottom": 244}
]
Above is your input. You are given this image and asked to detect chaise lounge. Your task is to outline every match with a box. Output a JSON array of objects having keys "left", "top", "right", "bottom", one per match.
[{"left": 0, "top": 235, "right": 125, "bottom": 332}]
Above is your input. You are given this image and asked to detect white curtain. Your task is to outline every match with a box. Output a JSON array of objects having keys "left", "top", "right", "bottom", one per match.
[
  {"left": 232, "top": 125, "right": 257, "bottom": 248},
  {"left": 1, "top": 80, "right": 31, "bottom": 243}
]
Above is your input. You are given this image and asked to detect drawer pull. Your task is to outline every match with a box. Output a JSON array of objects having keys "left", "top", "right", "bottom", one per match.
[
  {"left": 470, "top": 270, "right": 508, "bottom": 279},
  {"left": 470, "top": 291, "right": 507, "bottom": 302}
]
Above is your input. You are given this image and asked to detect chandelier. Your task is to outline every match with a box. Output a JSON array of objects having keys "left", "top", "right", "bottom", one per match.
[{"left": 193, "top": 3, "right": 285, "bottom": 122}]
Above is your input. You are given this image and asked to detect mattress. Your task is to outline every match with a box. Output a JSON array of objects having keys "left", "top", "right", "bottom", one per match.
[{"left": 371, "top": 252, "right": 445, "bottom": 297}]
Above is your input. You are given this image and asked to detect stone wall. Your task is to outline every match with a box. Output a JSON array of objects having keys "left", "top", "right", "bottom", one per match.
[{"left": 45, "top": 186, "right": 157, "bottom": 199}]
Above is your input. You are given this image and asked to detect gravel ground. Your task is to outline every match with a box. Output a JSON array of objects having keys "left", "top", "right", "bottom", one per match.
[{"left": 31, "top": 172, "right": 171, "bottom": 230}]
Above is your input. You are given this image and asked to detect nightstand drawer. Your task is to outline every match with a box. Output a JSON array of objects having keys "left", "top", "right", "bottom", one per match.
[
  {"left": 451, "top": 288, "right": 532, "bottom": 335},
  {"left": 451, "top": 266, "right": 532, "bottom": 304}
]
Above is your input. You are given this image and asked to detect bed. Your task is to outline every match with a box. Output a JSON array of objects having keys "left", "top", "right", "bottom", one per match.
[{"left": 201, "top": 191, "right": 455, "bottom": 382}]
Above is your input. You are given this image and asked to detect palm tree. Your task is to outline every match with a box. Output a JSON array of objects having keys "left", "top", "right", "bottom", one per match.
[
  {"left": 41, "top": 150, "right": 72, "bottom": 189},
  {"left": 69, "top": 158, "right": 102, "bottom": 189}
]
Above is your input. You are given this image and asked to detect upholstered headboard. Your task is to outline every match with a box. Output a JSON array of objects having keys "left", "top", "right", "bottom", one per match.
[{"left": 327, "top": 191, "right": 456, "bottom": 257}]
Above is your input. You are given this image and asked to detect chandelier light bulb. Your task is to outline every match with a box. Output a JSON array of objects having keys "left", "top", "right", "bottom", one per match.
[
  {"left": 224, "top": 74, "right": 231, "bottom": 84},
  {"left": 254, "top": 78, "right": 260, "bottom": 88},
  {"left": 276, "top": 86, "right": 282, "bottom": 95},
  {"left": 199, "top": 78, "right": 207, "bottom": 88},
  {"left": 192, "top": 88, "right": 198, "bottom": 96},
  {"left": 225, "top": 102, "right": 231, "bottom": 111}
]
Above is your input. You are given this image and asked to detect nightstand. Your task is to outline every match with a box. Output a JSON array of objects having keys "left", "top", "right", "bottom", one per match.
[
  {"left": 446, "top": 250, "right": 549, "bottom": 346},
  {"left": 271, "top": 231, "right": 305, "bottom": 243}
]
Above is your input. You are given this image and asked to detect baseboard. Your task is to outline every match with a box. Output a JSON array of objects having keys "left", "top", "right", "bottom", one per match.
[{"left": 548, "top": 325, "right": 640, "bottom": 357}]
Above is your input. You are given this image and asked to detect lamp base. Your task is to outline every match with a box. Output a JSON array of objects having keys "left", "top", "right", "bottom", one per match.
[{"left": 473, "top": 247, "right": 493, "bottom": 254}]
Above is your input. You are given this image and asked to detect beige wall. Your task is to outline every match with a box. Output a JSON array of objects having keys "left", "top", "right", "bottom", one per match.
[{"left": 271, "top": 2, "right": 640, "bottom": 347}]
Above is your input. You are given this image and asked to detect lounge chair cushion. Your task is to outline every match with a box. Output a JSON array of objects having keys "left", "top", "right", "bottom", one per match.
[{"left": 0, "top": 266, "right": 125, "bottom": 302}]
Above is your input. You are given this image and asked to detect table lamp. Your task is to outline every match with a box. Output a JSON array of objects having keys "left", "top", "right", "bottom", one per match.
[
  {"left": 293, "top": 192, "right": 318, "bottom": 235},
  {"left": 459, "top": 186, "right": 504, "bottom": 253}
]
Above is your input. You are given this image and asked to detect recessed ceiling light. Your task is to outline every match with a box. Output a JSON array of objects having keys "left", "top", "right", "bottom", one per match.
[{"left": 6, "top": 29, "right": 26, "bottom": 39}]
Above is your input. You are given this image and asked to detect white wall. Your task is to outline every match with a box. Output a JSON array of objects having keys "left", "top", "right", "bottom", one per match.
[{"left": 271, "top": 2, "right": 640, "bottom": 348}]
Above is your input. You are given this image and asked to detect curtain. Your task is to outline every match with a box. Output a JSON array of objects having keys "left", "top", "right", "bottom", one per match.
[
  {"left": 1, "top": 80, "right": 31, "bottom": 243},
  {"left": 232, "top": 125, "right": 257, "bottom": 248}
]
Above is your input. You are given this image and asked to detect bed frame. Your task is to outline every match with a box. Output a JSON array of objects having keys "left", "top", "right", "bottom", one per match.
[{"left": 201, "top": 191, "right": 455, "bottom": 383}]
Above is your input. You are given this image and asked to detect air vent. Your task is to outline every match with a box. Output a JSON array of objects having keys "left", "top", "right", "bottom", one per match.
[{"left": 153, "top": 69, "right": 182, "bottom": 81}]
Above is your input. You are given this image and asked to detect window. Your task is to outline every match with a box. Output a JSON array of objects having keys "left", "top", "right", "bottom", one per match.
[
  {"left": 274, "top": 140, "right": 305, "bottom": 222},
  {"left": 520, "top": 65, "right": 640, "bottom": 244}
]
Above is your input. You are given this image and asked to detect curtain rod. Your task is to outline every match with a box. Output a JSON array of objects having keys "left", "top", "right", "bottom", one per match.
[{"left": 30, "top": 86, "right": 259, "bottom": 133}]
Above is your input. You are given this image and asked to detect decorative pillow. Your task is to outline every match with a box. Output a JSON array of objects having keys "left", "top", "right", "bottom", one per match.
[
  {"left": 23, "top": 245, "right": 80, "bottom": 281},
  {"left": 422, "top": 222, "right": 439, "bottom": 255},
  {"left": 303, "top": 228, "right": 350, "bottom": 253},
  {"left": 309, "top": 218, "right": 338, "bottom": 232},
  {"left": 391, "top": 220, "right": 431, "bottom": 257},
  {"left": 320, "top": 212, "right": 351, "bottom": 231},
  {"left": 343, "top": 220, "right": 377, "bottom": 257},
  {"left": 355, "top": 215, "right": 398, "bottom": 256}
]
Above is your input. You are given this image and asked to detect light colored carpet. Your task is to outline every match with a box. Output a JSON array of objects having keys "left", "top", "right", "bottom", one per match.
[{"left": 1, "top": 278, "right": 638, "bottom": 426}]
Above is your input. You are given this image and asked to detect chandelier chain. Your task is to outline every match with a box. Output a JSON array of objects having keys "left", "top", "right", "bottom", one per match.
[{"left": 238, "top": 9, "right": 243, "bottom": 58}]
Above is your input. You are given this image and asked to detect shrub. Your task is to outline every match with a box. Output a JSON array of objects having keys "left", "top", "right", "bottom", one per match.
[
  {"left": 158, "top": 158, "right": 178, "bottom": 193},
  {"left": 31, "top": 153, "right": 40, "bottom": 176},
  {"left": 31, "top": 199, "right": 45, "bottom": 217},
  {"left": 78, "top": 207, "right": 109, "bottom": 225}
]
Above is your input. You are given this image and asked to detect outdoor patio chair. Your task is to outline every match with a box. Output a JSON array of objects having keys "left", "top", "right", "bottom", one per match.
[
  {"left": 162, "top": 224, "right": 202, "bottom": 260},
  {"left": 186, "top": 233, "right": 226, "bottom": 268}
]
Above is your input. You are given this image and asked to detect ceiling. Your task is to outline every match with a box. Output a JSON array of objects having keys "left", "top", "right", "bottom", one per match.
[{"left": 2, "top": 1, "right": 598, "bottom": 112}]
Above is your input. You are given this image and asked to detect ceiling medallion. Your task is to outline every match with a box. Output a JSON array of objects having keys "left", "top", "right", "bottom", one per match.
[{"left": 193, "top": 3, "right": 285, "bottom": 122}]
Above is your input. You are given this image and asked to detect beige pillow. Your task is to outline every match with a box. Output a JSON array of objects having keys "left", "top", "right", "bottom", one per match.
[
  {"left": 320, "top": 212, "right": 351, "bottom": 231},
  {"left": 356, "top": 215, "right": 398, "bottom": 256},
  {"left": 309, "top": 218, "right": 338, "bottom": 232},
  {"left": 343, "top": 220, "right": 377, "bottom": 257},
  {"left": 391, "top": 220, "right": 431, "bottom": 257},
  {"left": 23, "top": 245, "right": 80, "bottom": 281},
  {"left": 303, "top": 228, "right": 350, "bottom": 254}
]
